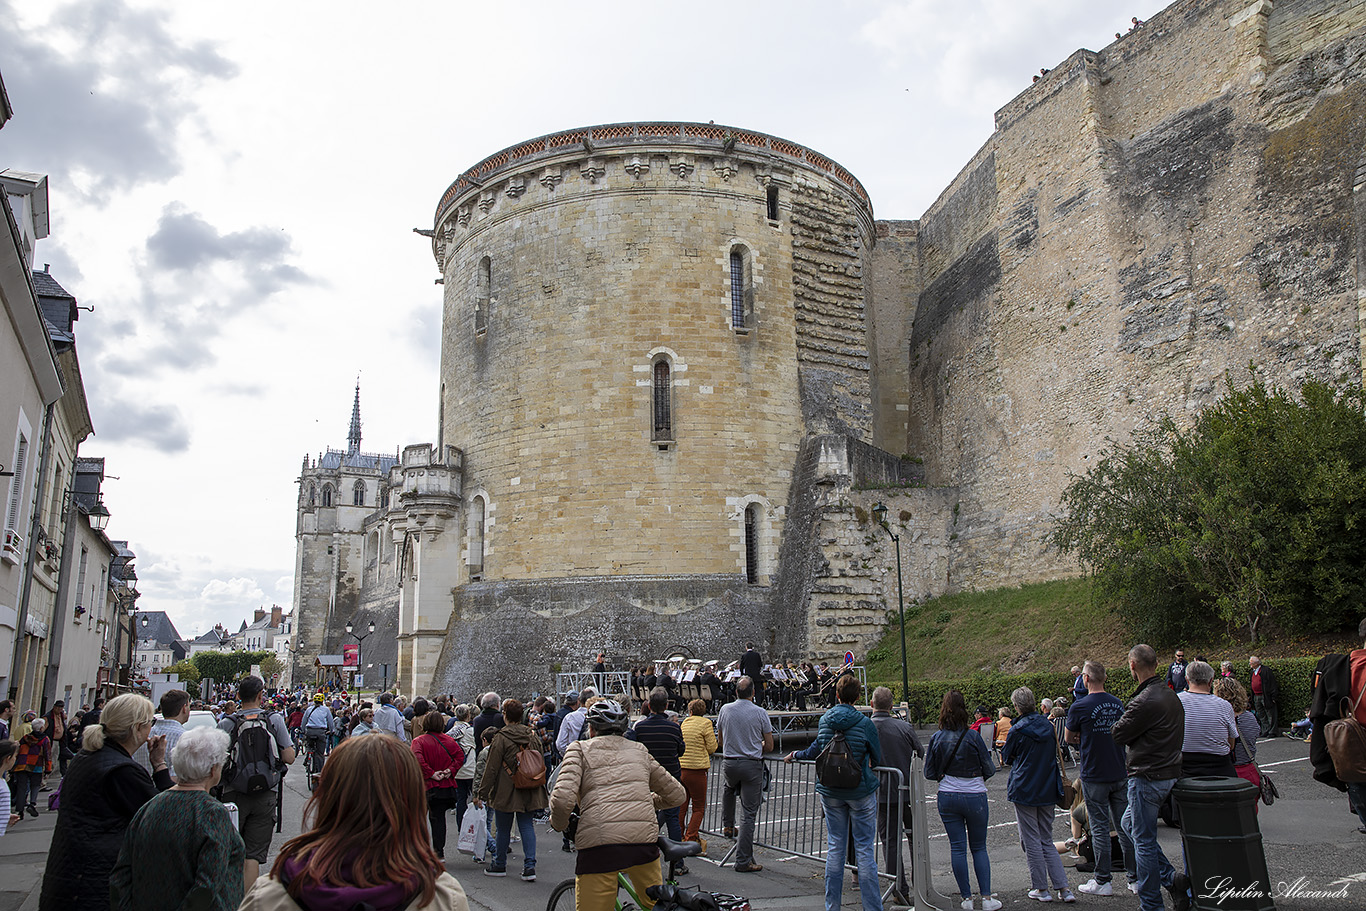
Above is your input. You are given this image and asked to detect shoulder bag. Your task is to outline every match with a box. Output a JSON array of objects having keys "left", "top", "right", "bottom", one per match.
[
  {"left": 1324, "top": 676, "right": 1366, "bottom": 782},
  {"left": 1054, "top": 736, "right": 1077, "bottom": 810}
]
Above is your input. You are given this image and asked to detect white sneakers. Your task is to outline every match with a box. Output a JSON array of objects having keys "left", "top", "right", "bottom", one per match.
[
  {"left": 1078, "top": 879, "right": 1114, "bottom": 895},
  {"left": 1127, "top": 881, "right": 1140, "bottom": 894},
  {"left": 960, "top": 898, "right": 1003, "bottom": 911},
  {"left": 1026, "top": 889, "right": 1076, "bottom": 903}
]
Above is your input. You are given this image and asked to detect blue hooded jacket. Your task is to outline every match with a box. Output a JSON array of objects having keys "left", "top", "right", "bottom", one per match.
[
  {"left": 793, "top": 703, "right": 883, "bottom": 800},
  {"left": 1000, "top": 710, "right": 1064, "bottom": 806}
]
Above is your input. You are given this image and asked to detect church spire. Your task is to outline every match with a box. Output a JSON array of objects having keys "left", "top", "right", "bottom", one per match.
[{"left": 347, "top": 380, "right": 362, "bottom": 455}]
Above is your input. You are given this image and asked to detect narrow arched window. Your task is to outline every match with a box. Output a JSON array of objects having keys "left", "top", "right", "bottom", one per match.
[
  {"left": 352, "top": 480, "right": 366, "bottom": 507},
  {"left": 321, "top": 485, "right": 333, "bottom": 508},
  {"left": 379, "top": 486, "right": 389, "bottom": 509},
  {"left": 652, "top": 358, "right": 672, "bottom": 441},
  {"left": 308, "top": 484, "right": 316, "bottom": 507},
  {"left": 469, "top": 496, "right": 486, "bottom": 580},
  {"left": 729, "top": 246, "right": 753, "bottom": 330},
  {"left": 766, "top": 185, "right": 780, "bottom": 221},
  {"left": 476, "top": 256, "right": 490, "bottom": 334},
  {"left": 744, "top": 504, "right": 759, "bottom": 583}
]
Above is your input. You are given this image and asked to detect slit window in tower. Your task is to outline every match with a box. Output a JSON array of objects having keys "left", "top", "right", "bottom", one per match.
[
  {"left": 652, "top": 358, "right": 672, "bottom": 442},
  {"left": 744, "top": 503, "right": 759, "bottom": 583}
]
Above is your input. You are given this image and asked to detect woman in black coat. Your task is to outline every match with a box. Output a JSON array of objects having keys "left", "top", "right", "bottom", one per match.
[{"left": 39, "top": 693, "right": 171, "bottom": 911}]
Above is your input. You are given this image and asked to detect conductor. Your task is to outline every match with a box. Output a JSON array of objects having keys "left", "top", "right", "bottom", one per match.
[{"left": 740, "top": 643, "right": 765, "bottom": 706}]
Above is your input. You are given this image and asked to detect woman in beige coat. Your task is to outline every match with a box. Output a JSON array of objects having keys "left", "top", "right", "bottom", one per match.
[
  {"left": 476, "top": 699, "right": 548, "bottom": 881},
  {"left": 549, "top": 700, "right": 686, "bottom": 911}
]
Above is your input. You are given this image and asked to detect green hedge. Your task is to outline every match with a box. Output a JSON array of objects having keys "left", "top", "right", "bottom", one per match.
[{"left": 879, "top": 655, "right": 1322, "bottom": 728}]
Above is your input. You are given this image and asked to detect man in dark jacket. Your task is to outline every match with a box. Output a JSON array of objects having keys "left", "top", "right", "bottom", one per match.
[
  {"left": 627, "top": 687, "right": 688, "bottom": 851},
  {"left": 870, "top": 686, "right": 922, "bottom": 904},
  {"left": 1248, "top": 656, "right": 1279, "bottom": 736},
  {"left": 472, "top": 692, "right": 505, "bottom": 749},
  {"left": 1111, "top": 644, "right": 1187, "bottom": 911},
  {"left": 785, "top": 675, "right": 883, "bottom": 911},
  {"left": 1165, "top": 650, "right": 1188, "bottom": 693}
]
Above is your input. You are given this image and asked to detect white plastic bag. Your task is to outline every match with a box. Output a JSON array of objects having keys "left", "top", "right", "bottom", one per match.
[{"left": 456, "top": 810, "right": 486, "bottom": 860}]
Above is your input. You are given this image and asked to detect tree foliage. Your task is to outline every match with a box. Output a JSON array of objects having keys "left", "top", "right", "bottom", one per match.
[
  {"left": 163, "top": 660, "right": 200, "bottom": 690},
  {"left": 1053, "top": 375, "right": 1366, "bottom": 643},
  {"left": 190, "top": 649, "right": 277, "bottom": 684}
]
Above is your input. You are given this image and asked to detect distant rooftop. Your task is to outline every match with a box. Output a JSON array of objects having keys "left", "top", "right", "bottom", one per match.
[{"left": 317, "top": 447, "right": 400, "bottom": 472}]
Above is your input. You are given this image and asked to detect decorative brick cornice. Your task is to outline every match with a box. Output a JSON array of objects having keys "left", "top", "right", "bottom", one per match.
[{"left": 432, "top": 121, "right": 871, "bottom": 231}]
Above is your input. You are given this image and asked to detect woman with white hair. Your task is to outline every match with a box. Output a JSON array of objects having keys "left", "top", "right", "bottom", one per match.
[
  {"left": 39, "top": 693, "right": 171, "bottom": 911},
  {"left": 109, "top": 726, "right": 245, "bottom": 911},
  {"left": 1001, "top": 686, "right": 1075, "bottom": 904}
]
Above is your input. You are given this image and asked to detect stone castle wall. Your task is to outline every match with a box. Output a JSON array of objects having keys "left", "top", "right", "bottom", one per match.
[{"left": 887, "top": 0, "right": 1366, "bottom": 593}]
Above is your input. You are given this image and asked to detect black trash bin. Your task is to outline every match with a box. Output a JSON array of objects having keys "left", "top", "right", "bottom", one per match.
[{"left": 1172, "top": 776, "right": 1274, "bottom": 911}]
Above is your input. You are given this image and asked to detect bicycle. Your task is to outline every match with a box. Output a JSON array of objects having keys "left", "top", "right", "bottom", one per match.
[
  {"left": 304, "top": 733, "right": 329, "bottom": 791},
  {"left": 546, "top": 837, "right": 749, "bottom": 911}
]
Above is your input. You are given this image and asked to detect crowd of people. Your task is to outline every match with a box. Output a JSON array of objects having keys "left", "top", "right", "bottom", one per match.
[{"left": 2, "top": 620, "right": 1363, "bottom": 911}]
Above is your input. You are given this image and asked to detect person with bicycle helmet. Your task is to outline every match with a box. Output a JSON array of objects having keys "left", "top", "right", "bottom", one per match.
[
  {"left": 550, "top": 700, "right": 685, "bottom": 910},
  {"left": 301, "top": 694, "right": 334, "bottom": 778}
]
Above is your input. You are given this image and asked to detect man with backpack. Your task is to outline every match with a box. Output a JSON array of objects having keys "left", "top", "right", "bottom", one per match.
[
  {"left": 784, "top": 674, "right": 884, "bottom": 911},
  {"left": 217, "top": 675, "right": 296, "bottom": 892}
]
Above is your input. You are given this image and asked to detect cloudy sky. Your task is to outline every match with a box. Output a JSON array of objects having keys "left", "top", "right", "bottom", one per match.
[{"left": 1, "top": 0, "right": 1166, "bottom": 639}]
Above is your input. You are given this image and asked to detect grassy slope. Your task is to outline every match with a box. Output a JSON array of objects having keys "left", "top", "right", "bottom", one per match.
[{"left": 864, "top": 576, "right": 1360, "bottom": 684}]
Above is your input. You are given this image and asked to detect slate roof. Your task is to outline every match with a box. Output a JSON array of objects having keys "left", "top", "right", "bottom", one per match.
[
  {"left": 32, "top": 269, "right": 76, "bottom": 340},
  {"left": 317, "top": 447, "right": 399, "bottom": 472},
  {"left": 135, "top": 611, "right": 184, "bottom": 649},
  {"left": 191, "top": 628, "right": 227, "bottom": 645}
]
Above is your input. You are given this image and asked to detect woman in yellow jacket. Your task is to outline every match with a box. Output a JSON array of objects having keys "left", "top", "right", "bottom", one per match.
[{"left": 678, "top": 699, "right": 717, "bottom": 849}]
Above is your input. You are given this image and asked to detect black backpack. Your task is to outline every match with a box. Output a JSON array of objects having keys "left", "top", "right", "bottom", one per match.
[
  {"left": 223, "top": 711, "right": 283, "bottom": 793},
  {"left": 815, "top": 729, "right": 863, "bottom": 789}
]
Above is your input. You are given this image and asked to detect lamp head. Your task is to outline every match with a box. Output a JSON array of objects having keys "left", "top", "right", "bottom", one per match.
[
  {"left": 367, "top": 620, "right": 375, "bottom": 634},
  {"left": 872, "top": 501, "right": 888, "bottom": 527},
  {"left": 344, "top": 620, "right": 353, "bottom": 635},
  {"left": 89, "top": 497, "right": 111, "bottom": 532}
]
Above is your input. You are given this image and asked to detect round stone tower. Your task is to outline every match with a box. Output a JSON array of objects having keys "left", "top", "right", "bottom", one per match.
[{"left": 425, "top": 122, "right": 876, "bottom": 695}]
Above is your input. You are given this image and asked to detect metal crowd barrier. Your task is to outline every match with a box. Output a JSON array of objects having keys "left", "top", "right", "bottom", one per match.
[
  {"left": 691, "top": 754, "right": 961, "bottom": 910},
  {"left": 555, "top": 671, "right": 630, "bottom": 701}
]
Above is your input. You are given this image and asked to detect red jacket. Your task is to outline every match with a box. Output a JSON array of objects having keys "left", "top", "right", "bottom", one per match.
[
  {"left": 14, "top": 733, "right": 51, "bottom": 773},
  {"left": 411, "top": 732, "right": 464, "bottom": 790}
]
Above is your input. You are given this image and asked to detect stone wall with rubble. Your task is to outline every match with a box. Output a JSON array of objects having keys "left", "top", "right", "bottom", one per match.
[{"left": 885, "top": 0, "right": 1366, "bottom": 593}]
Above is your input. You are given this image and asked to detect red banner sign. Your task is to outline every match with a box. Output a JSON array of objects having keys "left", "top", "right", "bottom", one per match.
[{"left": 342, "top": 644, "right": 359, "bottom": 667}]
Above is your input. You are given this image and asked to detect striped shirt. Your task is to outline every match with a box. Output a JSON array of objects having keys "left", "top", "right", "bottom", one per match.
[{"left": 1177, "top": 691, "right": 1237, "bottom": 755}]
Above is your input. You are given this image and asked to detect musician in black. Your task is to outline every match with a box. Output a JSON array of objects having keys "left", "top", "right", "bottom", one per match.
[{"left": 740, "top": 643, "right": 765, "bottom": 707}]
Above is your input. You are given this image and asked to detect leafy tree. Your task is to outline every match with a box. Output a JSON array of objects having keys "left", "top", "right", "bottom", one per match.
[
  {"left": 163, "top": 660, "right": 200, "bottom": 691},
  {"left": 191, "top": 649, "right": 278, "bottom": 684},
  {"left": 1054, "top": 374, "right": 1366, "bottom": 643}
]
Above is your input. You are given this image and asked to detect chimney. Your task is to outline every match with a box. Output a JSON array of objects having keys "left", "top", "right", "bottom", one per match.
[
  {"left": 254, "top": 608, "right": 266, "bottom": 623},
  {"left": 271, "top": 605, "right": 283, "bottom": 628}
]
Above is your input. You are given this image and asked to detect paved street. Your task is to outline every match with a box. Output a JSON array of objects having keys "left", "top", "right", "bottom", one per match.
[{"left": 2, "top": 735, "right": 1364, "bottom": 910}]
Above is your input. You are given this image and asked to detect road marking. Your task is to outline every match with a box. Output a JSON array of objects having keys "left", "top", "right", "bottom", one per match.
[
  {"left": 1260, "top": 755, "right": 1311, "bottom": 768},
  {"left": 928, "top": 819, "right": 1016, "bottom": 841}
]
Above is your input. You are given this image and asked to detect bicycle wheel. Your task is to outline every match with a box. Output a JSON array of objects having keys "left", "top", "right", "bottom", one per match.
[{"left": 546, "top": 877, "right": 576, "bottom": 911}]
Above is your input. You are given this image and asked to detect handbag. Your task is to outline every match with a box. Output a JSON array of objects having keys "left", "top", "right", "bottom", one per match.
[
  {"left": 1054, "top": 737, "right": 1077, "bottom": 811},
  {"left": 456, "top": 809, "right": 486, "bottom": 860},
  {"left": 1324, "top": 676, "right": 1366, "bottom": 783},
  {"left": 1257, "top": 767, "right": 1278, "bottom": 805}
]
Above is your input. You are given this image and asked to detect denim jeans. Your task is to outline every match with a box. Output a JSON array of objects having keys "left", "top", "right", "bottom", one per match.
[
  {"left": 494, "top": 809, "right": 536, "bottom": 871},
  {"left": 821, "top": 791, "right": 882, "bottom": 911},
  {"left": 936, "top": 789, "right": 992, "bottom": 900},
  {"left": 454, "top": 778, "right": 472, "bottom": 831},
  {"left": 658, "top": 804, "right": 683, "bottom": 840},
  {"left": 1349, "top": 782, "right": 1366, "bottom": 830},
  {"left": 1081, "top": 778, "right": 1135, "bottom": 884},
  {"left": 1120, "top": 777, "right": 1176, "bottom": 911}
]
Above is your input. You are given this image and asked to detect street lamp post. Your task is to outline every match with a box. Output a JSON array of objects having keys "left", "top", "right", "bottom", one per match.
[
  {"left": 872, "top": 502, "right": 910, "bottom": 712},
  {"left": 344, "top": 618, "right": 375, "bottom": 692}
]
